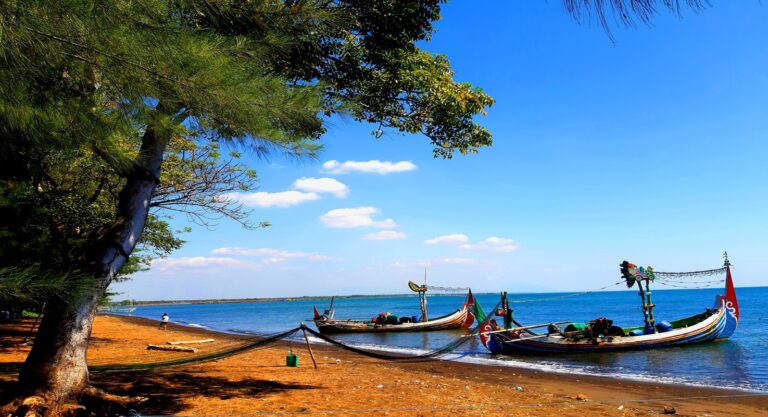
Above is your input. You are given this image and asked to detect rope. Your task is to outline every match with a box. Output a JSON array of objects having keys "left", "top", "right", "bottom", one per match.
[
  {"left": 301, "top": 324, "right": 475, "bottom": 362},
  {"left": 655, "top": 280, "right": 725, "bottom": 289},
  {"left": 296, "top": 300, "right": 502, "bottom": 363},
  {"left": 654, "top": 267, "right": 727, "bottom": 278},
  {"left": 508, "top": 281, "right": 625, "bottom": 304},
  {"left": 656, "top": 278, "right": 726, "bottom": 284},
  {"left": 89, "top": 327, "right": 302, "bottom": 372}
]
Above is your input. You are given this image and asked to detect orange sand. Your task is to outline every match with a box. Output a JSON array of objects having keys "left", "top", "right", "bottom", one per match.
[{"left": 2, "top": 315, "right": 767, "bottom": 416}]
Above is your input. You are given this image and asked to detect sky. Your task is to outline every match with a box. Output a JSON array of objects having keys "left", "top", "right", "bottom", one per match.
[{"left": 114, "top": 1, "right": 768, "bottom": 300}]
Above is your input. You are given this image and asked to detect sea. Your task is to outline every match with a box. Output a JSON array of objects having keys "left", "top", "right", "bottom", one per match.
[{"left": 121, "top": 286, "right": 768, "bottom": 392}]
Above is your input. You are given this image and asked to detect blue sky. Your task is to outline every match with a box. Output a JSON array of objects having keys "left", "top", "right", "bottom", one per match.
[{"left": 114, "top": 2, "right": 768, "bottom": 300}]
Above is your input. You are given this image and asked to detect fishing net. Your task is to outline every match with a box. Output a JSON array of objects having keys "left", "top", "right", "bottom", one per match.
[{"left": 88, "top": 327, "right": 301, "bottom": 372}]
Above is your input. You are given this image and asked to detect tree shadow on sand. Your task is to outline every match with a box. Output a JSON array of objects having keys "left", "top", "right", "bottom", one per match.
[{"left": 92, "top": 370, "right": 319, "bottom": 414}]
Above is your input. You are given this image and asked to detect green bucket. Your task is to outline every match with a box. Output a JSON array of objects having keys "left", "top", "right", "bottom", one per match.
[{"left": 286, "top": 352, "right": 298, "bottom": 367}]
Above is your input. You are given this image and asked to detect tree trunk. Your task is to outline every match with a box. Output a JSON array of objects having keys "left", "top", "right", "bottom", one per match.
[{"left": 18, "top": 117, "right": 171, "bottom": 403}]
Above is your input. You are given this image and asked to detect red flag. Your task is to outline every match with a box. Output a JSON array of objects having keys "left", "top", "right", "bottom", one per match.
[
  {"left": 462, "top": 289, "right": 476, "bottom": 328},
  {"left": 313, "top": 306, "right": 321, "bottom": 320},
  {"left": 725, "top": 266, "right": 739, "bottom": 320}
]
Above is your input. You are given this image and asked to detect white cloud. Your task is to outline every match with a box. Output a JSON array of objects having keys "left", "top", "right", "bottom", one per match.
[
  {"left": 363, "top": 230, "right": 407, "bottom": 241},
  {"left": 391, "top": 257, "right": 479, "bottom": 268},
  {"left": 424, "top": 234, "right": 470, "bottom": 245},
  {"left": 151, "top": 257, "right": 248, "bottom": 269},
  {"left": 293, "top": 177, "right": 350, "bottom": 198},
  {"left": 322, "top": 160, "right": 418, "bottom": 175},
  {"left": 223, "top": 190, "right": 319, "bottom": 208},
  {"left": 320, "top": 207, "right": 397, "bottom": 229},
  {"left": 461, "top": 236, "right": 519, "bottom": 253},
  {"left": 211, "top": 247, "right": 329, "bottom": 264},
  {"left": 492, "top": 244, "right": 519, "bottom": 253},
  {"left": 439, "top": 257, "right": 478, "bottom": 265},
  {"left": 485, "top": 236, "right": 514, "bottom": 245}
]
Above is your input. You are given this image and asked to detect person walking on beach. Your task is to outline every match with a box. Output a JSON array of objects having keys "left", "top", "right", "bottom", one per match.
[{"left": 160, "top": 313, "right": 169, "bottom": 330}]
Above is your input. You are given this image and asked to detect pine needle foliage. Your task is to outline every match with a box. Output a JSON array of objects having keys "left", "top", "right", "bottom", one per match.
[
  {"left": 0, "top": 266, "right": 96, "bottom": 308},
  {"left": 563, "top": 0, "right": 710, "bottom": 41},
  {"left": 0, "top": 1, "right": 495, "bottom": 306}
]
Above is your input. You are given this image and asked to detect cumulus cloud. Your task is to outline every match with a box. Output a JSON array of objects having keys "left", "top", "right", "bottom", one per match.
[
  {"left": 320, "top": 207, "right": 397, "bottom": 228},
  {"left": 151, "top": 256, "right": 249, "bottom": 270},
  {"left": 322, "top": 160, "right": 417, "bottom": 175},
  {"left": 439, "top": 257, "right": 478, "bottom": 265},
  {"left": 223, "top": 190, "right": 319, "bottom": 208},
  {"left": 211, "top": 247, "right": 329, "bottom": 264},
  {"left": 292, "top": 177, "right": 349, "bottom": 198},
  {"left": 424, "top": 234, "right": 470, "bottom": 245},
  {"left": 391, "top": 257, "right": 479, "bottom": 268},
  {"left": 461, "top": 236, "right": 519, "bottom": 252},
  {"left": 221, "top": 177, "right": 349, "bottom": 208},
  {"left": 485, "top": 236, "right": 514, "bottom": 245},
  {"left": 363, "top": 230, "right": 407, "bottom": 241}
]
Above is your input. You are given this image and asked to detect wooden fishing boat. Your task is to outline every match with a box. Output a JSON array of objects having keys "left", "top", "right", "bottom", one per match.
[
  {"left": 313, "top": 284, "right": 476, "bottom": 334},
  {"left": 478, "top": 255, "right": 739, "bottom": 354}
]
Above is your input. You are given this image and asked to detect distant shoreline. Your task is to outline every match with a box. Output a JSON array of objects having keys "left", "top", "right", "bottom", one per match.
[
  {"left": 116, "top": 292, "right": 474, "bottom": 306},
  {"left": 113, "top": 285, "right": 768, "bottom": 306}
]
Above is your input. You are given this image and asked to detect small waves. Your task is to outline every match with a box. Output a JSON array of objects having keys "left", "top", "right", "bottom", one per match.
[
  {"left": 306, "top": 339, "right": 768, "bottom": 393},
  {"left": 126, "top": 288, "right": 768, "bottom": 393}
]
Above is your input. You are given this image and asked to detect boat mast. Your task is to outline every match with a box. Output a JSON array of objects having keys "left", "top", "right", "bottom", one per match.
[
  {"left": 419, "top": 269, "right": 429, "bottom": 322},
  {"left": 500, "top": 291, "right": 512, "bottom": 329},
  {"left": 621, "top": 261, "right": 657, "bottom": 334},
  {"left": 327, "top": 296, "right": 335, "bottom": 320},
  {"left": 640, "top": 267, "right": 657, "bottom": 334}
]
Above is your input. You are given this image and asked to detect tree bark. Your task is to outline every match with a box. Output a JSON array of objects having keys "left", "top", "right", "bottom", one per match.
[{"left": 18, "top": 115, "right": 172, "bottom": 402}]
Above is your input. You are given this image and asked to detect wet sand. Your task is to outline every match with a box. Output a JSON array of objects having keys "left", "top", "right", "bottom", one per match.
[{"left": 1, "top": 315, "right": 766, "bottom": 416}]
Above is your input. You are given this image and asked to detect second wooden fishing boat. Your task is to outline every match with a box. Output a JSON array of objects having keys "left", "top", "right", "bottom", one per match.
[{"left": 313, "top": 283, "right": 476, "bottom": 334}]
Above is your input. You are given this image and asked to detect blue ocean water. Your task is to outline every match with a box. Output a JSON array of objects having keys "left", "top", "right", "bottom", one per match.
[{"left": 124, "top": 287, "right": 768, "bottom": 392}]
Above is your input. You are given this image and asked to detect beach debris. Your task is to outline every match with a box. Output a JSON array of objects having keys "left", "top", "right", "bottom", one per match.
[
  {"left": 617, "top": 405, "right": 624, "bottom": 410},
  {"left": 147, "top": 344, "right": 197, "bottom": 352},
  {"left": 376, "top": 384, "right": 384, "bottom": 389},
  {"left": 166, "top": 338, "right": 214, "bottom": 345},
  {"left": 515, "top": 386, "right": 524, "bottom": 392},
  {"left": 575, "top": 393, "right": 588, "bottom": 401},
  {"left": 663, "top": 405, "right": 676, "bottom": 414}
]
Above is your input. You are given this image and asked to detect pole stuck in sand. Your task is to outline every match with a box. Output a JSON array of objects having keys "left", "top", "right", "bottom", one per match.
[{"left": 301, "top": 323, "right": 318, "bottom": 369}]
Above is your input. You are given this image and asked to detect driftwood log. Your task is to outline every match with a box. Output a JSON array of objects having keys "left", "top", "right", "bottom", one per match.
[
  {"left": 146, "top": 344, "right": 197, "bottom": 353},
  {"left": 167, "top": 339, "right": 215, "bottom": 345}
]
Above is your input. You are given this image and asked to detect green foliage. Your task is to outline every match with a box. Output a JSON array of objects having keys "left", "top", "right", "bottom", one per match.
[
  {"left": 182, "top": 0, "right": 494, "bottom": 157},
  {"left": 0, "top": 0, "right": 494, "bottom": 307},
  {"left": 0, "top": 266, "right": 96, "bottom": 308},
  {"left": 562, "top": 0, "right": 709, "bottom": 41}
]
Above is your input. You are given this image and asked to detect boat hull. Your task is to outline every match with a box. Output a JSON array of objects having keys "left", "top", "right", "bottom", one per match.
[
  {"left": 482, "top": 265, "right": 739, "bottom": 354},
  {"left": 486, "top": 304, "right": 729, "bottom": 354},
  {"left": 314, "top": 307, "right": 471, "bottom": 334}
]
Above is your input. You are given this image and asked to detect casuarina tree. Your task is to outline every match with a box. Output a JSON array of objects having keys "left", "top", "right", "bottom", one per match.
[{"left": 1, "top": 1, "right": 492, "bottom": 415}]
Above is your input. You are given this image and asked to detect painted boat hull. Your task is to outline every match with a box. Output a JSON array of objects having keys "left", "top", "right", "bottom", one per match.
[
  {"left": 481, "top": 266, "right": 739, "bottom": 354},
  {"left": 314, "top": 305, "right": 472, "bottom": 334}
]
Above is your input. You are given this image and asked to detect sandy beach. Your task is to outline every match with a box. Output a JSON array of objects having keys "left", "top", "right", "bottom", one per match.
[{"left": 1, "top": 315, "right": 766, "bottom": 416}]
